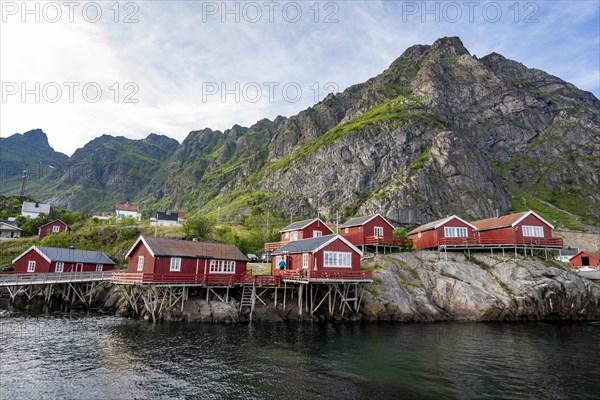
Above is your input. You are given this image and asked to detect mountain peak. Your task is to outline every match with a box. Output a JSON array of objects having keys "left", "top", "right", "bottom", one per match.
[{"left": 22, "top": 129, "right": 49, "bottom": 145}]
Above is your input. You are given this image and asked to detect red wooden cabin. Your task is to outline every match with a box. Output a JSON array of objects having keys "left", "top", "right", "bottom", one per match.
[
  {"left": 339, "top": 214, "right": 400, "bottom": 246},
  {"left": 12, "top": 246, "right": 115, "bottom": 273},
  {"left": 125, "top": 236, "right": 248, "bottom": 282},
  {"left": 38, "top": 219, "right": 70, "bottom": 240},
  {"left": 265, "top": 218, "right": 334, "bottom": 251},
  {"left": 270, "top": 234, "right": 367, "bottom": 280},
  {"left": 569, "top": 251, "right": 600, "bottom": 268},
  {"left": 408, "top": 215, "right": 476, "bottom": 249},
  {"left": 471, "top": 210, "right": 563, "bottom": 247}
]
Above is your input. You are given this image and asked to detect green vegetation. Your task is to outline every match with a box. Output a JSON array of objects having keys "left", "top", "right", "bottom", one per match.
[
  {"left": 443, "top": 56, "right": 460, "bottom": 65},
  {"left": 441, "top": 272, "right": 464, "bottom": 282},
  {"left": 408, "top": 147, "right": 432, "bottom": 171},
  {"left": 183, "top": 215, "right": 213, "bottom": 240}
]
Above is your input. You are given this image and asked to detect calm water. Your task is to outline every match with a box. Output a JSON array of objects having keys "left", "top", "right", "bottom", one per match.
[{"left": 0, "top": 304, "right": 599, "bottom": 400}]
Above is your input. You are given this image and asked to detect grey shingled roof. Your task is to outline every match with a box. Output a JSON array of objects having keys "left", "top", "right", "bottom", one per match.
[
  {"left": 279, "top": 218, "right": 319, "bottom": 232},
  {"left": 37, "top": 246, "right": 115, "bottom": 265},
  {"left": 142, "top": 236, "right": 248, "bottom": 261},
  {"left": 339, "top": 215, "right": 378, "bottom": 228},
  {"left": 559, "top": 248, "right": 579, "bottom": 256},
  {"left": 22, "top": 201, "right": 51, "bottom": 214},
  {"left": 272, "top": 234, "right": 337, "bottom": 255},
  {"left": 156, "top": 211, "right": 178, "bottom": 222}
]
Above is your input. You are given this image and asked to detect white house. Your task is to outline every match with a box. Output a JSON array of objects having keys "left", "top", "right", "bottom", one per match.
[
  {"left": 556, "top": 247, "right": 579, "bottom": 263},
  {"left": 0, "top": 221, "right": 21, "bottom": 240},
  {"left": 21, "top": 202, "right": 51, "bottom": 219},
  {"left": 115, "top": 202, "right": 141, "bottom": 221}
]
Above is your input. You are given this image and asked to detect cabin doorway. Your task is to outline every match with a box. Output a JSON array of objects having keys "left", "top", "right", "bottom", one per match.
[{"left": 581, "top": 257, "right": 590, "bottom": 266}]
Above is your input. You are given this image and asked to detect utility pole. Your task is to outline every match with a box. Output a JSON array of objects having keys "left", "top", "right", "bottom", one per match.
[{"left": 19, "top": 170, "right": 28, "bottom": 196}]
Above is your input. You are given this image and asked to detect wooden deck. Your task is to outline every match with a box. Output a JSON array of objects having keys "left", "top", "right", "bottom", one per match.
[
  {"left": 0, "top": 271, "right": 114, "bottom": 287},
  {"left": 264, "top": 240, "right": 290, "bottom": 251},
  {"left": 438, "top": 237, "right": 564, "bottom": 249},
  {"left": 280, "top": 270, "right": 372, "bottom": 283},
  {"left": 364, "top": 236, "right": 406, "bottom": 246},
  {"left": 111, "top": 272, "right": 282, "bottom": 286}
]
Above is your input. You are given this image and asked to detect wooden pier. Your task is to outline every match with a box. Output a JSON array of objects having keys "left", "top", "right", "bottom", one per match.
[{"left": 0, "top": 271, "right": 113, "bottom": 306}]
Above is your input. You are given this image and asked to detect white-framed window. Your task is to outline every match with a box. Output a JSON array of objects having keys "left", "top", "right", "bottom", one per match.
[
  {"left": 27, "top": 260, "right": 36, "bottom": 272},
  {"left": 444, "top": 227, "right": 468, "bottom": 237},
  {"left": 522, "top": 225, "right": 544, "bottom": 237},
  {"left": 170, "top": 257, "right": 181, "bottom": 272},
  {"left": 313, "top": 231, "right": 322, "bottom": 238},
  {"left": 302, "top": 253, "right": 309, "bottom": 269},
  {"left": 76, "top": 263, "right": 83, "bottom": 272},
  {"left": 96, "top": 264, "right": 103, "bottom": 272},
  {"left": 323, "top": 251, "right": 352, "bottom": 268},
  {"left": 374, "top": 226, "right": 384, "bottom": 237},
  {"left": 137, "top": 256, "right": 144, "bottom": 271},
  {"left": 344, "top": 228, "right": 349, "bottom": 233},
  {"left": 209, "top": 259, "right": 236, "bottom": 274},
  {"left": 284, "top": 232, "right": 289, "bottom": 239},
  {"left": 418, "top": 232, "right": 422, "bottom": 238},
  {"left": 55, "top": 262, "right": 64, "bottom": 273},
  {"left": 290, "top": 231, "right": 298, "bottom": 241},
  {"left": 52, "top": 225, "right": 60, "bottom": 233}
]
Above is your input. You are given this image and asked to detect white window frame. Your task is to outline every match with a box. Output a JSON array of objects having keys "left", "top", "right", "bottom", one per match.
[
  {"left": 302, "top": 253, "right": 309, "bottom": 269},
  {"left": 374, "top": 226, "right": 384, "bottom": 237},
  {"left": 137, "top": 256, "right": 144, "bottom": 271},
  {"left": 284, "top": 232, "right": 289, "bottom": 239},
  {"left": 96, "top": 264, "right": 103, "bottom": 272},
  {"left": 344, "top": 228, "right": 349, "bottom": 233},
  {"left": 76, "top": 263, "right": 83, "bottom": 272},
  {"left": 209, "top": 259, "right": 236, "bottom": 274},
  {"left": 170, "top": 257, "right": 181, "bottom": 272},
  {"left": 522, "top": 225, "right": 544, "bottom": 237},
  {"left": 27, "top": 260, "right": 36, "bottom": 272},
  {"left": 444, "top": 227, "right": 468, "bottom": 238},
  {"left": 290, "top": 231, "right": 298, "bottom": 241},
  {"left": 313, "top": 231, "right": 322, "bottom": 238},
  {"left": 52, "top": 225, "right": 60, "bottom": 233},
  {"left": 418, "top": 232, "right": 422, "bottom": 238},
  {"left": 323, "top": 251, "right": 352, "bottom": 268},
  {"left": 55, "top": 262, "right": 64, "bottom": 273}
]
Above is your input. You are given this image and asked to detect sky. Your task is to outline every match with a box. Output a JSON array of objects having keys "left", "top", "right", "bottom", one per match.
[{"left": 1, "top": 0, "right": 599, "bottom": 156}]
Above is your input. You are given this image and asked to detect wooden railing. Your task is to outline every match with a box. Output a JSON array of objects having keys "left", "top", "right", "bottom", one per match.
[
  {"left": 364, "top": 236, "right": 406, "bottom": 246},
  {"left": 111, "top": 272, "right": 282, "bottom": 286},
  {"left": 0, "top": 271, "right": 114, "bottom": 286},
  {"left": 437, "top": 237, "right": 564, "bottom": 247},
  {"left": 280, "top": 270, "right": 372, "bottom": 281}
]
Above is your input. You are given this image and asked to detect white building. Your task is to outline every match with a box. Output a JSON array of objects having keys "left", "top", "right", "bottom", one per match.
[
  {"left": 0, "top": 221, "right": 21, "bottom": 240},
  {"left": 556, "top": 247, "right": 579, "bottom": 263},
  {"left": 115, "top": 202, "right": 141, "bottom": 221},
  {"left": 21, "top": 202, "right": 51, "bottom": 219}
]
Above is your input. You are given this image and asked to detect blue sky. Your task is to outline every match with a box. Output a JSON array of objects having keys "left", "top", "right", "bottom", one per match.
[{"left": 1, "top": 0, "right": 598, "bottom": 155}]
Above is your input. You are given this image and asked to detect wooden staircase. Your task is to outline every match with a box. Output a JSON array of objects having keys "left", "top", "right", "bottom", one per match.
[{"left": 239, "top": 284, "right": 256, "bottom": 319}]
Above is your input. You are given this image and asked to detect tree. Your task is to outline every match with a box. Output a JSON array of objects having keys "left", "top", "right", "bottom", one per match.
[{"left": 183, "top": 214, "right": 213, "bottom": 240}]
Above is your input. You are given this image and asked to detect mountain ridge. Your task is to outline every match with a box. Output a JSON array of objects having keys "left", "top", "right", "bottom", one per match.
[{"left": 2, "top": 37, "right": 599, "bottom": 228}]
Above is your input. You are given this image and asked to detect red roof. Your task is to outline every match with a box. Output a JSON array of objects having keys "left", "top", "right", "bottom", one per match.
[{"left": 116, "top": 202, "right": 139, "bottom": 212}]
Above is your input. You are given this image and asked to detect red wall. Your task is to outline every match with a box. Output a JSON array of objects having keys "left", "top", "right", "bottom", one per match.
[
  {"left": 271, "top": 238, "right": 361, "bottom": 275},
  {"left": 341, "top": 215, "right": 394, "bottom": 245},
  {"left": 14, "top": 249, "right": 113, "bottom": 273},
  {"left": 14, "top": 249, "right": 51, "bottom": 273},
  {"left": 38, "top": 221, "right": 68, "bottom": 240},
  {"left": 409, "top": 217, "right": 475, "bottom": 249},
  {"left": 279, "top": 220, "right": 333, "bottom": 241},
  {"left": 570, "top": 253, "right": 600, "bottom": 268},
  {"left": 477, "top": 214, "right": 552, "bottom": 244},
  {"left": 127, "top": 241, "right": 246, "bottom": 276}
]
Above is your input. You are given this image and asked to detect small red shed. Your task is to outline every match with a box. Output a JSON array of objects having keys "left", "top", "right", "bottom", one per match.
[
  {"left": 38, "top": 219, "right": 70, "bottom": 240},
  {"left": 569, "top": 251, "right": 600, "bottom": 268},
  {"left": 12, "top": 246, "right": 115, "bottom": 273},
  {"left": 339, "top": 214, "right": 397, "bottom": 246},
  {"left": 408, "top": 215, "right": 476, "bottom": 249},
  {"left": 471, "top": 210, "right": 562, "bottom": 246},
  {"left": 271, "top": 234, "right": 363, "bottom": 276},
  {"left": 125, "top": 236, "right": 248, "bottom": 278}
]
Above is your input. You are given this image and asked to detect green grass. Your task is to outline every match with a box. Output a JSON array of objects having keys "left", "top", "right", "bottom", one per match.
[
  {"left": 443, "top": 56, "right": 460, "bottom": 65},
  {"left": 408, "top": 147, "right": 432, "bottom": 171}
]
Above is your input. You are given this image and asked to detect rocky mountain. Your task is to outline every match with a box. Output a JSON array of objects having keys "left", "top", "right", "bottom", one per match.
[
  {"left": 4, "top": 37, "right": 599, "bottom": 227},
  {"left": 42, "top": 134, "right": 179, "bottom": 212},
  {"left": 0, "top": 129, "right": 69, "bottom": 193}
]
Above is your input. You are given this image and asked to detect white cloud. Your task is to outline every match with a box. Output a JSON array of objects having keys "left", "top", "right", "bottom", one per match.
[{"left": 1, "top": 0, "right": 598, "bottom": 155}]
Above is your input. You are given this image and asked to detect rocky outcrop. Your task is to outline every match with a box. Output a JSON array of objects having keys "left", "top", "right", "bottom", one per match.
[{"left": 361, "top": 252, "right": 600, "bottom": 321}]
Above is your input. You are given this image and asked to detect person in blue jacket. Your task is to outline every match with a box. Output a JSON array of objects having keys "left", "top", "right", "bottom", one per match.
[{"left": 278, "top": 259, "right": 286, "bottom": 270}]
